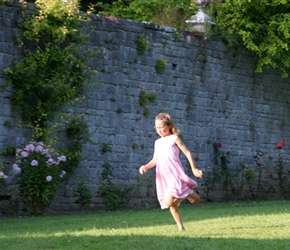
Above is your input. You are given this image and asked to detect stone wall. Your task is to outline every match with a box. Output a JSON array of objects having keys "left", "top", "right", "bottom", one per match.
[{"left": 0, "top": 2, "right": 289, "bottom": 212}]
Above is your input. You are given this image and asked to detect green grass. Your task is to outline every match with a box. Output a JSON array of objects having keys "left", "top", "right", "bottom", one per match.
[{"left": 0, "top": 200, "right": 289, "bottom": 250}]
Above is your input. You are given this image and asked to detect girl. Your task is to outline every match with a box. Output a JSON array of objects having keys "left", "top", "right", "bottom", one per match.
[{"left": 139, "top": 113, "right": 203, "bottom": 231}]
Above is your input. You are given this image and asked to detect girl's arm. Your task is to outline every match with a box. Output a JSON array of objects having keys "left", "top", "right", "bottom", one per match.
[
  {"left": 139, "top": 143, "right": 157, "bottom": 174},
  {"left": 175, "top": 136, "right": 203, "bottom": 178}
]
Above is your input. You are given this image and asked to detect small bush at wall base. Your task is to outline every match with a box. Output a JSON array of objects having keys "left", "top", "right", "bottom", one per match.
[
  {"left": 98, "top": 162, "right": 134, "bottom": 211},
  {"left": 98, "top": 183, "right": 133, "bottom": 211},
  {"left": 204, "top": 140, "right": 290, "bottom": 201},
  {"left": 75, "top": 180, "right": 92, "bottom": 209}
]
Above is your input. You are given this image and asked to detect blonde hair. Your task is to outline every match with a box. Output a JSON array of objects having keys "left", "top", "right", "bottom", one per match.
[{"left": 155, "top": 113, "right": 180, "bottom": 135}]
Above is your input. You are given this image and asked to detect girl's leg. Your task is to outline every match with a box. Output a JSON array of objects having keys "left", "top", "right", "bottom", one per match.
[
  {"left": 164, "top": 195, "right": 186, "bottom": 231},
  {"left": 164, "top": 193, "right": 200, "bottom": 231},
  {"left": 187, "top": 190, "right": 201, "bottom": 204},
  {"left": 164, "top": 195, "right": 184, "bottom": 207},
  {"left": 169, "top": 205, "right": 185, "bottom": 231}
]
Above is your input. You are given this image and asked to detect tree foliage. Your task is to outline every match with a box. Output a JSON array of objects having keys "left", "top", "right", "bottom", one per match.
[
  {"left": 4, "top": 0, "right": 90, "bottom": 133},
  {"left": 88, "top": 0, "right": 290, "bottom": 77},
  {"left": 18, "top": 0, "right": 290, "bottom": 77},
  {"left": 95, "top": 0, "right": 196, "bottom": 29},
  {"left": 214, "top": 0, "right": 290, "bottom": 77}
]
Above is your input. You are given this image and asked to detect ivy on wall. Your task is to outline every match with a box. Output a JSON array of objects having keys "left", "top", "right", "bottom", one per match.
[
  {"left": 2, "top": 0, "right": 93, "bottom": 215},
  {"left": 4, "top": 0, "right": 91, "bottom": 140}
]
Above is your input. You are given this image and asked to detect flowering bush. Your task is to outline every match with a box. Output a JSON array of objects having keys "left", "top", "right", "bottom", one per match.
[{"left": 12, "top": 141, "right": 66, "bottom": 215}]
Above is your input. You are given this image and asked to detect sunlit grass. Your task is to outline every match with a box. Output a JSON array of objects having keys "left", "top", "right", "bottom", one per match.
[{"left": 1, "top": 200, "right": 289, "bottom": 249}]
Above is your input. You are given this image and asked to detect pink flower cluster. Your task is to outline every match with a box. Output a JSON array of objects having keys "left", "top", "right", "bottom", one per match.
[{"left": 13, "top": 141, "right": 67, "bottom": 182}]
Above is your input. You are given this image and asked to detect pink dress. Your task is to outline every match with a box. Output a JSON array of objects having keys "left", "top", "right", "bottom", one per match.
[{"left": 155, "top": 134, "right": 197, "bottom": 209}]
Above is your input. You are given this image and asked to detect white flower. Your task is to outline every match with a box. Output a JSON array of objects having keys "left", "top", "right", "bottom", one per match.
[
  {"left": 46, "top": 176, "right": 52, "bottom": 182},
  {"left": 46, "top": 158, "right": 55, "bottom": 166},
  {"left": 31, "top": 160, "right": 38, "bottom": 166},
  {"left": 60, "top": 170, "right": 66, "bottom": 178},
  {"left": 13, "top": 164, "right": 21, "bottom": 174},
  {"left": 20, "top": 151, "right": 29, "bottom": 158},
  {"left": 42, "top": 149, "right": 50, "bottom": 156},
  {"left": 57, "top": 156, "right": 66, "bottom": 162},
  {"left": 35, "top": 145, "right": 43, "bottom": 153},
  {"left": 0, "top": 171, "right": 8, "bottom": 179},
  {"left": 25, "top": 144, "right": 35, "bottom": 152}
]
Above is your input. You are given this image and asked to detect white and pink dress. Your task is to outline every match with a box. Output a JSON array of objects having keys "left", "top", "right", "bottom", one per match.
[{"left": 154, "top": 134, "right": 197, "bottom": 209}]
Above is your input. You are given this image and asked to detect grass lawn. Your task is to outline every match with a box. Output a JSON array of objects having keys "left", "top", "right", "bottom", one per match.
[{"left": 0, "top": 200, "right": 289, "bottom": 250}]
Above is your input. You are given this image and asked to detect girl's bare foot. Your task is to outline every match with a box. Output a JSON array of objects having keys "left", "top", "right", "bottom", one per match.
[{"left": 187, "top": 190, "right": 201, "bottom": 204}]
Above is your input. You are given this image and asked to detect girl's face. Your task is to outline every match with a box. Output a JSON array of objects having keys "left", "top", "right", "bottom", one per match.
[{"left": 154, "top": 120, "right": 171, "bottom": 137}]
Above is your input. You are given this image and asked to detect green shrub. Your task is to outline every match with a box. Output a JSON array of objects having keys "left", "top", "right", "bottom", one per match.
[
  {"left": 98, "top": 162, "right": 133, "bottom": 211},
  {"left": 75, "top": 180, "right": 92, "bottom": 209}
]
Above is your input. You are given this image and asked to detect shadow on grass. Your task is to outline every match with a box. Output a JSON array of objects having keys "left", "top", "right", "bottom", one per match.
[
  {"left": 1, "top": 201, "right": 289, "bottom": 249},
  {"left": 1, "top": 234, "right": 289, "bottom": 250}
]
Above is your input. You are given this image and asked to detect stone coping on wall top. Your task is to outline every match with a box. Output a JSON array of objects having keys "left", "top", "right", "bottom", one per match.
[{"left": 91, "top": 13, "right": 177, "bottom": 34}]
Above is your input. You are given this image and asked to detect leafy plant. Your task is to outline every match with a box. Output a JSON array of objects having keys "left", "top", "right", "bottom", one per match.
[
  {"left": 135, "top": 35, "right": 149, "bottom": 55},
  {"left": 75, "top": 180, "right": 92, "bottom": 209},
  {"left": 155, "top": 58, "right": 167, "bottom": 74},
  {"left": 94, "top": 0, "right": 197, "bottom": 30},
  {"left": 100, "top": 142, "right": 113, "bottom": 154},
  {"left": 4, "top": 0, "right": 91, "bottom": 139},
  {"left": 247, "top": 121, "right": 256, "bottom": 131},
  {"left": 64, "top": 116, "right": 89, "bottom": 175},
  {"left": 3, "top": 120, "right": 12, "bottom": 128},
  {"left": 98, "top": 162, "right": 133, "bottom": 211},
  {"left": 12, "top": 141, "right": 67, "bottom": 215},
  {"left": 212, "top": 142, "right": 232, "bottom": 200},
  {"left": 143, "top": 107, "right": 150, "bottom": 117},
  {"left": 245, "top": 167, "right": 255, "bottom": 181},
  {"left": 215, "top": 0, "right": 290, "bottom": 77},
  {"left": 139, "top": 88, "right": 156, "bottom": 107},
  {"left": 139, "top": 88, "right": 149, "bottom": 107},
  {"left": 117, "top": 108, "right": 123, "bottom": 114},
  {"left": 1, "top": 145, "right": 17, "bottom": 157}
]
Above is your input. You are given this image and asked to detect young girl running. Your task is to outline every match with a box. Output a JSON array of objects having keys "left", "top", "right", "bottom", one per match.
[{"left": 139, "top": 113, "right": 203, "bottom": 231}]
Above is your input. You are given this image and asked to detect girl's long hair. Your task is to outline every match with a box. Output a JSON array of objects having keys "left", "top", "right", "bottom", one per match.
[{"left": 155, "top": 113, "right": 180, "bottom": 135}]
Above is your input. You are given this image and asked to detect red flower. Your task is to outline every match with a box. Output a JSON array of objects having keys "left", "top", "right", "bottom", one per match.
[
  {"left": 268, "top": 173, "right": 274, "bottom": 178},
  {"left": 215, "top": 142, "right": 222, "bottom": 148},
  {"left": 275, "top": 141, "right": 285, "bottom": 149}
]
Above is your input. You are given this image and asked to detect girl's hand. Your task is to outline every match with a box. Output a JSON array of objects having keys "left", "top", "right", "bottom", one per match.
[
  {"left": 193, "top": 169, "right": 203, "bottom": 178},
  {"left": 139, "top": 165, "right": 147, "bottom": 175}
]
